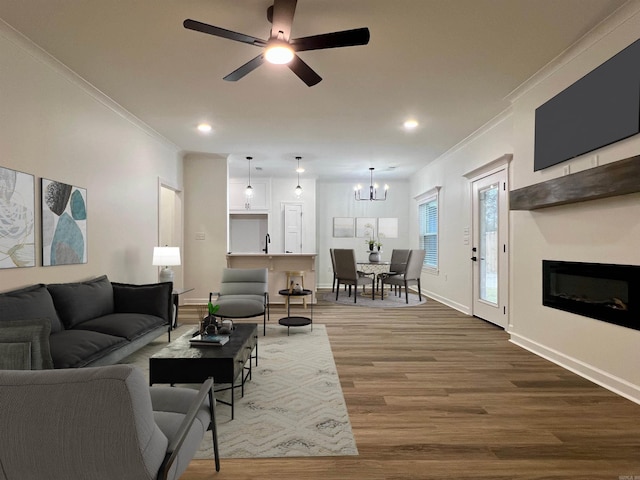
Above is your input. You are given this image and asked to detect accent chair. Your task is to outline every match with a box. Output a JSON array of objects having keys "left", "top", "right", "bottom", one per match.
[
  {"left": 211, "top": 267, "right": 270, "bottom": 335},
  {"left": 0, "top": 364, "right": 219, "bottom": 479}
]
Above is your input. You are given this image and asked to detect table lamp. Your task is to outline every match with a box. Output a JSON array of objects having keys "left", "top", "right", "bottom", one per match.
[{"left": 153, "top": 246, "right": 181, "bottom": 283}]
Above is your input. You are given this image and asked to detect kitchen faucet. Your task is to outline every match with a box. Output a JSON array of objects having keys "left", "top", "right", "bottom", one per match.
[{"left": 263, "top": 233, "right": 270, "bottom": 254}]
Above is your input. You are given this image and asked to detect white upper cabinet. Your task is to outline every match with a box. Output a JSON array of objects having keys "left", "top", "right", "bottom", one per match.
[{"left": 229, "top": 179, "right": 270, "bottom": 212}]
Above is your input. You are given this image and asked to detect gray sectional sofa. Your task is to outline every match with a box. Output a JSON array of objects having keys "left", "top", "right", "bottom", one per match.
[{"left": 0, "top": 275, "right": 172, "bottom": 369}]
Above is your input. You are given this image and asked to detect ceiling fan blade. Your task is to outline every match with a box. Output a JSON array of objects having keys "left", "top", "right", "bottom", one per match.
[
  {"left": 291, "top": 27, "right": 370, "bottom": 52},
  {"left": 223, "top": 54, "right": 266, "bottom": 82},
  {"left": 184, "top": 19, "right": 266, "bottom": 47},
  {"left": 288, "top": 54, "right": 322, "bottom": 87},
  {"left": 270, "top": 0, "right": 297, "bottom": 41}
]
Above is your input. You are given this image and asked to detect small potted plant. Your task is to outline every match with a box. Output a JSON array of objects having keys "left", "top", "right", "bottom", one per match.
[{"left": 201, "top": 300, "right": 220, "bottom": 334}]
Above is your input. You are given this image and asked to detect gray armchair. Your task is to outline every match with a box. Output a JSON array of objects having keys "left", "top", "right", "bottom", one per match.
[
  {"left": 0, "top": 364, "right": 219, "bottom": 479},
  {"left": 211, "top": 268, "right": 270, "bottom": 335}
]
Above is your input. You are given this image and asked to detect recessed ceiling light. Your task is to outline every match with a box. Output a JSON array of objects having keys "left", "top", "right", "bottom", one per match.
[
  {"left": 197, "top": 123, "right": 212, "bottom": 133},
  {"left": 403, "top": 119, "right": 419, "bottom": 130}
]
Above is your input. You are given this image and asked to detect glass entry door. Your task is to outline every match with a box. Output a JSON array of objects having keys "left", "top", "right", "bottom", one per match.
[{"left": 471, "top": 169, "right": 508, "bottom": 328}]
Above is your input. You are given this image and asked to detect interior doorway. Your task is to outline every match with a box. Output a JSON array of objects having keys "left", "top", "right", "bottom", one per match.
[
  {"left": 158, "top": 181, "right": 182, "bottom": 283},
  {"left": 283, "top": 203, "right": 303, "bottom": 253}
]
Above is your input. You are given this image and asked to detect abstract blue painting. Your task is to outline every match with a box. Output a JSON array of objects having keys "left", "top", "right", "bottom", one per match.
[{"left": 41, "top": 178, "right": 87, "bottom": 266}]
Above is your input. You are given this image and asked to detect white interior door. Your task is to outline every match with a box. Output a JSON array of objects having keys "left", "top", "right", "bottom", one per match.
[
  {"left": 283, "top": 203, "right": 303, "bottom": 253},
  {"left": 471, "top": 169, "right": 508, "bottom": 328}
]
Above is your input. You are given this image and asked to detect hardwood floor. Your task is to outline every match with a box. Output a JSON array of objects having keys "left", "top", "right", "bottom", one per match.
[{"left": 178, "top": 292, "right": 640, "bottom": 479}]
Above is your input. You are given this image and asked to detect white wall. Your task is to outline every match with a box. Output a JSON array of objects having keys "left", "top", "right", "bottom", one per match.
[
  {"left": 316, "top": 180, "right": 411, "bottom": 288},
  {"left": 0, "top": 21, "right": 182, "bottom": 292},
  {"left": 508, "top": 3, "right": 640, "bottom": 401},
  {"left": 182, "top": 153, "right": 228, "bottom": 304},
  {"left": 409, "top": 115, "right": 513, "bottom": 314},
  {"left": 269, "top": 177, "right": 316, "bottom": 255}
]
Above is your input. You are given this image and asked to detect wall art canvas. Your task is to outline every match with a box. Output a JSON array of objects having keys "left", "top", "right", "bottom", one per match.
[
  {"left": 333, "top": 217, "right": 354, "bottom": 238},
  {"left": 41, "top": 178, "right": 87, "bottom": 266},
  {"left": 356, "top": 217, "right": 376, "bottom": 239},
  {"left": 377, "top": 217, "right": 398, "bottom": 238},
  {"left": 0, "top": 166, "right": 35, "bottom": 268}
]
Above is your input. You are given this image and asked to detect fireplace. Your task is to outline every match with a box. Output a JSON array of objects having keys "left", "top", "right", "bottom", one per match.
[{"left": 543, "top": 260, "right": 640, "bottom": 331}]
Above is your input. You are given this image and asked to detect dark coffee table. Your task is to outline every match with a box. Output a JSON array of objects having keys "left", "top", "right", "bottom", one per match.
[{"left": 149, "top": 323, "right": 258, "bottom": 419}]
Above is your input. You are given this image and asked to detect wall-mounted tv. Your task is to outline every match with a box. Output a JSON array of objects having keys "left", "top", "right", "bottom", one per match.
[{"left": 534, "top": 38, "right": 640, "bottom": 171}]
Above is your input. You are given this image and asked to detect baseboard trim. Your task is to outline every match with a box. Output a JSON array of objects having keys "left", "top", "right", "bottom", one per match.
[
  {"left": 510, "top": 332, "right": 640, "bottom": 405},
  {"left": 421, "top": 289, "right": 472, "bottom": 316}
]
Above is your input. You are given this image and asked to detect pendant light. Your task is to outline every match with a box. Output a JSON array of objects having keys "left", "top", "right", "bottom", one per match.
[
  {"left": 294, "top": 156, "right": 303, "bottom": 197},
  {"left": 354, "top": 167, "right": 388, "bottom": 201},
  {"left": 245, "top": 156, "right": 254, "bottom": 198}
]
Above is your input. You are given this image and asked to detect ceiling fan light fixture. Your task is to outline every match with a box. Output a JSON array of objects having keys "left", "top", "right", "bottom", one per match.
[{"left": 265, "top": 42, "right": 294, "bottom": 64}]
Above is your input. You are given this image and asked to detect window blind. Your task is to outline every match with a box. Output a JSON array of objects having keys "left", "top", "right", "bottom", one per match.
[{"left": 419, "top": 197, "right": 438, "bottom": 268}]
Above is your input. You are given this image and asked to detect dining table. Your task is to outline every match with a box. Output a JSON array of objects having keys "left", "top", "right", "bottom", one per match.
[{"left": 356, "top": 261, "right": 391, "bottom": 298}]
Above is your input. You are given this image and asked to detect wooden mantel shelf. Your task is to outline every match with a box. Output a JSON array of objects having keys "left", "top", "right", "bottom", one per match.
[{"left": 509, "top": 155, "right": 640, "bottom": 210}]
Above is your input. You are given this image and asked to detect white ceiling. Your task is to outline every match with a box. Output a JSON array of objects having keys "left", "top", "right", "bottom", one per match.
[{"left": 0, "top": 0, "right": 628, "bottom": 182}]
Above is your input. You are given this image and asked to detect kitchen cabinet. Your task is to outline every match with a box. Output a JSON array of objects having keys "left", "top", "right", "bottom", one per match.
[{"left": 229, "top": 179, "right": 270, "bottom": 212}]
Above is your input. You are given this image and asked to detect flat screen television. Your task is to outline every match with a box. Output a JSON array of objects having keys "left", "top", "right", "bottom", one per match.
[{"left": 534, "top": 38, "right": 640, "bottom": 171}]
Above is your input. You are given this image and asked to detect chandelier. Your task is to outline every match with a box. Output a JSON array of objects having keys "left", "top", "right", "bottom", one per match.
[{"left": 354, "top": 168, "right": 388, "bottom": 201}]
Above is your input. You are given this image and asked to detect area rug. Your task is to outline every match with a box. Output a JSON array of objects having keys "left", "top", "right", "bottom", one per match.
[
  {"left": 121, "top": 324, "right": 358, "bottom": 459},
  {"left": 323, "top": 290, "right": 426, "bottom": 307}
]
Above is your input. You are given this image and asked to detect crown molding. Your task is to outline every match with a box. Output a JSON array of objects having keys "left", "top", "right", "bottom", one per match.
[
  {"left": 0, "top": 18, "right": 181, "bottom": 153},
  {"left": 505, "top": 0, "right": 640, "bottom": 104}
]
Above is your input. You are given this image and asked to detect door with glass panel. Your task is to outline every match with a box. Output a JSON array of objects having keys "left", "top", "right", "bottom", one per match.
[{"left": 471, "top": 169, "right": 508, "bottom": 328}]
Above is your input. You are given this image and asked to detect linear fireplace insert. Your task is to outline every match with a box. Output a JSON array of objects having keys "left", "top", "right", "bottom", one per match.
[{"left": 543, "top": 260, "right": 640, "bottom": 331}]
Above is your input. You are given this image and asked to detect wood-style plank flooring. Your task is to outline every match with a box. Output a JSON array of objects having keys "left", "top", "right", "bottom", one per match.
[{"left": 178, "top": 292, "right": 640, "bottom": 479}]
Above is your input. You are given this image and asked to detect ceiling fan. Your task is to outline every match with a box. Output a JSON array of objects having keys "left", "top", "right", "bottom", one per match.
[{"left": 183, "top": 0, "right": 370, "bottom": 87}]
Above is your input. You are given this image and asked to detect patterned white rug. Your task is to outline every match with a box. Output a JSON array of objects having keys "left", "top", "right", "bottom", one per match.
[{"left": 121, "top": 323, "right": 358, "bottom": 459}]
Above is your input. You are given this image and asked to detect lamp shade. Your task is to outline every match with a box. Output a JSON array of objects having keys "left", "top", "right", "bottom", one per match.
[{"left": 152, "top": 247, "right": 181, "bottom": 266}]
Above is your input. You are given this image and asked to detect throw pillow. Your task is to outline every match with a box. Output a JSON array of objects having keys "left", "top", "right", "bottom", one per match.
[{"left": 0, "top": 319, "right": 53, "bottom": 369}]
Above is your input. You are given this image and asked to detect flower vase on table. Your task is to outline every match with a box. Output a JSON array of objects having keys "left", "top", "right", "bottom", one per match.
[{"left": 369, "top": 250, "right": 381, "bottom": 262}]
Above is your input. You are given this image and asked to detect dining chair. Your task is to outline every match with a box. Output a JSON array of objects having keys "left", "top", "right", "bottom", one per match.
[
  {"left": 333, "top": 249, "right": 375, "bottom": 302},
  {"left": 330, "top": 248, "right": 338, "bottom": 292},
  {"left": 381, "top": 249, "right": 426, "bottom": 303},
  {"left": 376, "top": 249, "right": 410, "bottom": 295}
]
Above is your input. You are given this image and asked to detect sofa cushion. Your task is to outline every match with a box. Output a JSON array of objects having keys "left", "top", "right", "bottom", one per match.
[
  {"left": 0, "top": 284, "right": 63, "bottom": 333},
  {"left": 47, "top": 275, "right": 114, "bottom": 329},
  {"left": 73, "top": 313, "right": 167, "bottom": 341},
  {"left": 112, "top": 281, "right": 172, "bottom": 324},
  {"left": 0, "top": 319, "right": 53, "bottom": 369},
  {"left": 49, "top": 329, "right": 126, "bottom": 368}
]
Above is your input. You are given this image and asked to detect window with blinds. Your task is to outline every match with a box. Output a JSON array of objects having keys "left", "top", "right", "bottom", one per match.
[{"left": 418, "top": 192, "right": 439, "bottom": 269}]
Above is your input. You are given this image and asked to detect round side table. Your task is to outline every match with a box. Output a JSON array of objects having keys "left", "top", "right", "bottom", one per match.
[{"left": 277, "top": 289, "right": 313, "bottom": 335}]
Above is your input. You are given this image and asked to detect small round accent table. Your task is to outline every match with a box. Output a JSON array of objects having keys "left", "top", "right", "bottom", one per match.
[{"left": 278, "top": 289, "right": 313, "bottom": 335}]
